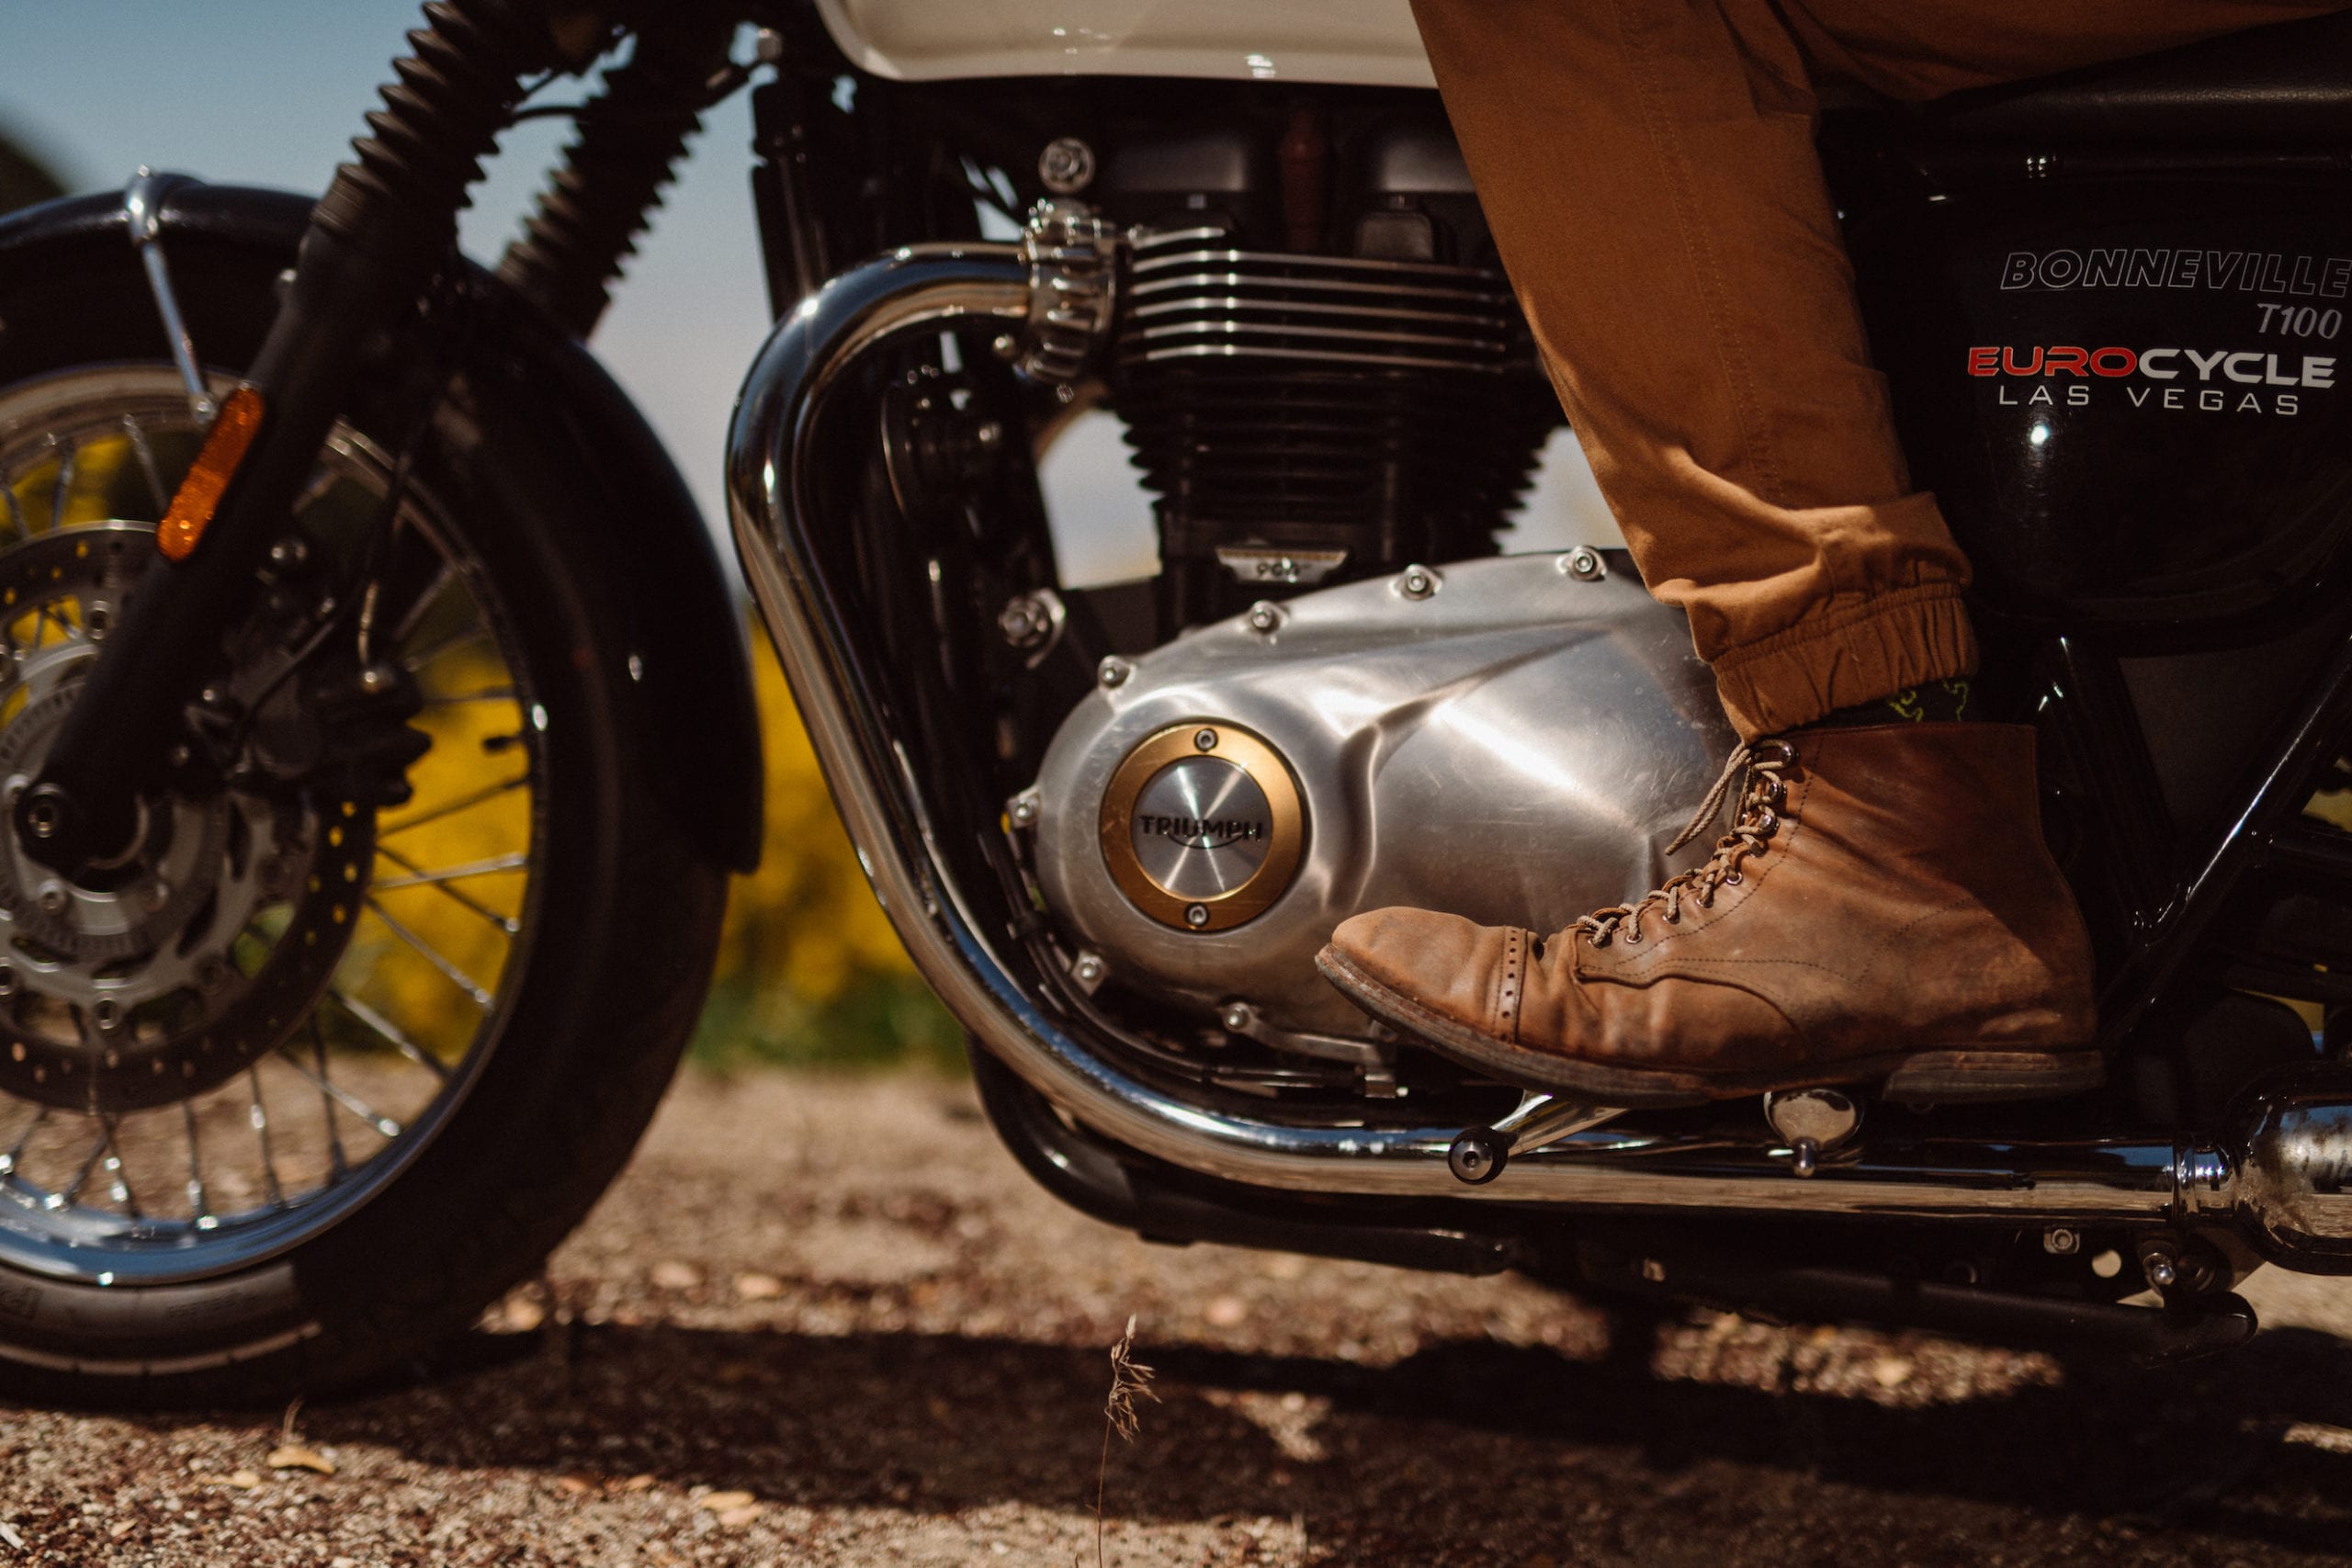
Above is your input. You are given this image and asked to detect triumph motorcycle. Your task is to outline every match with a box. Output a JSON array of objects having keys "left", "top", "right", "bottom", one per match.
[{"left": 1, "top": 0, "right": 2351, "bottom": 1401}]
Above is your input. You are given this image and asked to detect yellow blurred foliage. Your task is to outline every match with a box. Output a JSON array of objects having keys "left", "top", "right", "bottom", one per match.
[{"left": 713, "top": 626, "right": 921, "bottom": 1028}]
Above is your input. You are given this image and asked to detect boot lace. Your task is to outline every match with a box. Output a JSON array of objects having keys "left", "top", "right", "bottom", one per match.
[{"left": 1574, "top": 738, "right": 1795, "bottom": 949}]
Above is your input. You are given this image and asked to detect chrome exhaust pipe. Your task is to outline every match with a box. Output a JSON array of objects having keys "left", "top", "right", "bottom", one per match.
[{"left": 724, "top": 232, "right": 2352, "bottom": 1271}]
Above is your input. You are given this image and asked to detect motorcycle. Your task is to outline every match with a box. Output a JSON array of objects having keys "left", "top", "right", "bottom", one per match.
[{"left": 1, "top": 0, "right": 2350, "bottom": 1403}]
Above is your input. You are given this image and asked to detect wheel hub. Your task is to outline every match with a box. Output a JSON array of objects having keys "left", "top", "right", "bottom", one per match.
[{"left": 0, "top": 525, "right": 368, "bottom": 1111}]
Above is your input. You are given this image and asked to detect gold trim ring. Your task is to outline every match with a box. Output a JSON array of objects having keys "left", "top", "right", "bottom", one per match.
[{"left": 1098, "top": 722, "right": 1306, "bottom": 932}]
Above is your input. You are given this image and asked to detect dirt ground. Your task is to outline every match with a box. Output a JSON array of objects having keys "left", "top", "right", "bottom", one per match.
[{"left": 4, "top": 1065, "right": 2352, "bottom": 1567}]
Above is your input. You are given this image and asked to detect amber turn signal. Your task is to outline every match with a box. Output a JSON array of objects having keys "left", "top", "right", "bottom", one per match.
[{"left": 156, "top": 386, "right": 266, "bottom": 562}]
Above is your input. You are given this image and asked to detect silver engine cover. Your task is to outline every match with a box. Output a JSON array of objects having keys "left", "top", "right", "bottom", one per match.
[{"left": 1031, "top": 553, "right": 1738, "bottom": 1040}]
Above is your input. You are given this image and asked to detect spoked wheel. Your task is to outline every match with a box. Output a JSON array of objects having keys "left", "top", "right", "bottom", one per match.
[
  {"left": 0, "top": 367, "right": 536, "bottom": 1281},
  {"left": 0, "top": 316, "right": 727, "bottom": 1400}
]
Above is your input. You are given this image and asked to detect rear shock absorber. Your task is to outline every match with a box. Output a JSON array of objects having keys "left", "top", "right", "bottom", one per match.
[
  {"left": 18, "top": 0, "right": 594, "bottom": 875},
  {"left": 497, "top": 13, "right": 739, "bottom": 338}
]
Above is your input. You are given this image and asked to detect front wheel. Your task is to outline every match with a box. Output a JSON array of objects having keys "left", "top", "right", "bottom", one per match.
[{"left": 0, "top": 257, "right": 728, "bottom": 1403}]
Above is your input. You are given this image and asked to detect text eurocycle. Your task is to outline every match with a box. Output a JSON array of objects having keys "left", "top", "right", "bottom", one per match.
[{"left": 1964, "top": 344, "right": 2335, "bottom": 415}]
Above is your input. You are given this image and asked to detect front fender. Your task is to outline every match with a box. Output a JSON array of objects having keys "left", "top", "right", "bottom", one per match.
[{"left": 0, "top": 182, "right": 763, "bottom": 872}]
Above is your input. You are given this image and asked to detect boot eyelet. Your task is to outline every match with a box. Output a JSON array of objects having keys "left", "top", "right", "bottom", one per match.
[
  {"left": 1754, "top": 739, "right": 1797, "bottom": 767},
  {"left": 1757, "top": 780, "right": 1787, "bottom": 810},
  {"left": 1750, "top": 808, "right": 1779, "bottom": 839},
  {"left": 1723, "top": 871, "right": 1743, "bottom": 886},
  {"left": 1623, "top": 927, "right": 1643, "bottom": 944}
]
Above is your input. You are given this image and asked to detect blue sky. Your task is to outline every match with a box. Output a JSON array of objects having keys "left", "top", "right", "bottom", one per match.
[{"left": 1, "top": 2, "right": 1612, "bottom": 585}]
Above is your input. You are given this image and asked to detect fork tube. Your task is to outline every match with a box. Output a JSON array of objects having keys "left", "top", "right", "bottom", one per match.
[{"left": 17, "top": 0, "right": 578, "bottom": 874}]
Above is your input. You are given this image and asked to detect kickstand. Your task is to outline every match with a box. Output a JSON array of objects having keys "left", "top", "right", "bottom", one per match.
[{"left": 1446, "top": 1090, "right": 1623, "bottom": 1185}]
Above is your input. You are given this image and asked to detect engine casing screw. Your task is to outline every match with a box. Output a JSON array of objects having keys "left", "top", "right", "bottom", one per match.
[
  {"left": 35, "top": 880, "right": 67, "bottom": 916},
  {"left": 1220, "top": 1002, "right": 1252, "bottom": 1033},
  {"left": 196, "top": 958, "right": 229, "bottom": 995},
  {"left": 1397, "top": 565, "right": 1439, "bottom": 600},
  {"left": 1007, "top": 791, "right": 1041, "bottom": 828},
  {"left": 1193, "top": 728, "right": 1218, "bottom": 752},
  {"left": 1097, "top": 657, "right": 1133, "bottom": 689},
  {"left": 1564, "top": 546, "right": 1608, "bottom": 581},
  {"left": 1071, "top": 953, "right": 1107, "bottom": 990},
  {"left": 2043, "top": 1226, "right": 2081, "bottom": 1256},
  {"left": 91, "top": 998, "right": 122, "bottom": 1033},
  {"left": 1246, "top": 601, "right": 1284, "bottom": 635},
  {"left": 1184, "top": 903, "right": 1211, "bottom": 928}
]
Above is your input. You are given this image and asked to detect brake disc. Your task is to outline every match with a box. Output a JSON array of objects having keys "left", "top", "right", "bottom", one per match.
[{"left": 0, "top": 524, "right": 369, "bottom": 1112}]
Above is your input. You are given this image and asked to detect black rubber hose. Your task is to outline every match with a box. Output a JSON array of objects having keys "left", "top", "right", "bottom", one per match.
[
  {"left": 315, "top": 0, "right": 571, "bottom": 267},
  {"left": 497, "top": 15, "right": 738, "bottom": 338}
]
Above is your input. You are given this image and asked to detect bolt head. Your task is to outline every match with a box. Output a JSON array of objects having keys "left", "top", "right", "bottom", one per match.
[
  {"left": 1183, "top": 903, "right": 1211, "bottom": 929},
  {"left": 1097, "top": 658, "right": 1131, "bottom": 689},
  {"left": 2043, "top": 1227, "right": 2081, "bottom": 1256},
  {"left": 1564, "top": 547, "right": 1607, "bottom": 581},
  {"left": 991, "top": 333, "right": 1020, "bottom": 362},
  {"left": 1009, "top": 794, "right": 1040, "bottom": 826},
  {"left": 1072, "top": 954, "right": 1106, "bottom": 987},
  {"left": 35, "top": 881, "right": 67, "bottom": 916},
  {"left": 1246, "top": 602, "right": 1283, "bottom": 634},
  {"left": 2146, "top": 1256, "right": 2179, "bottom": 1290},
  {"left": 1221, "top": 1003, "right": 1251, "bottom": 1032},
  {"left": 1398, "top": 565, "right": 1439, "bottom": 600},
  {"left": 91, "top": 998, "right": 121, "bottom": 1032},
  {"left": 1038, "top": 136, "right": 1097, "bottom": 194},
  {"left": 1193, "top": 728, "right": 1218, "bottom": 752}
]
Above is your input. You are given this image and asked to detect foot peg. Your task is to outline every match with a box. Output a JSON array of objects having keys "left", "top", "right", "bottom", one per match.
[{"left": 1446, "top": 1091, "right": 1624, "bottom": 1185}]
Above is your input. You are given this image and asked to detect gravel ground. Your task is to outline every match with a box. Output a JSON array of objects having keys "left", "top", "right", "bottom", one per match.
[{"left": 4, "top": 1065, "right": 2352, "bottom": 1567}]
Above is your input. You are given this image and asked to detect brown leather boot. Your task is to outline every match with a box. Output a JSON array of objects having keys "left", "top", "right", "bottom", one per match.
[{"left": 1316, "top": 723, "right": 2099, "bottom": 1106}]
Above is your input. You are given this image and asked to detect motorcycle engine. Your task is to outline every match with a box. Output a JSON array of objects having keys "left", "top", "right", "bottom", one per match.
[{"left": 1019, "top": 109, "right": 1735, "bottom": 1066}]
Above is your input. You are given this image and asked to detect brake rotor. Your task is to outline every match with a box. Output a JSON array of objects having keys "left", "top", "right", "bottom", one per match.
[{"left": 0, "top": 524, "right": 369, "bottom": 1111}]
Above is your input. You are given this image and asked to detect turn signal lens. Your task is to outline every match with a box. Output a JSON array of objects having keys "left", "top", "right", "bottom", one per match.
[{"left": 157, "top": 386, "right": 265, "bottom": 563}]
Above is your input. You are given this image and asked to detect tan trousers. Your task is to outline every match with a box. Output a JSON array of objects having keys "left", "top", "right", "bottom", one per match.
[{"left": 1413, "top": 0, "right": 2346, "bottom": 738}]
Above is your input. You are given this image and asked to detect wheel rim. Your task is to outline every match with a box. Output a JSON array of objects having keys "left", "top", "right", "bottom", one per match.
[{"left": 0, "top": 366, "right": 547, "bottom": 1286}]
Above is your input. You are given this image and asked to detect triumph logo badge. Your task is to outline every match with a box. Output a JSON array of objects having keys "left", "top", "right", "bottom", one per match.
[{"left": 1100, "top": 723, "right": 1305, "bottom": 932}]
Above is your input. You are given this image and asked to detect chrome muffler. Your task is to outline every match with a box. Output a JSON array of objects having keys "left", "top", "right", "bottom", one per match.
[{"left": 723, "top": 222, "right": 2352, "bottom": 1276}]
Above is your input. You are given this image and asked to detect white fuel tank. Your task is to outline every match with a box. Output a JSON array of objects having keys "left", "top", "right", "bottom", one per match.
[{"left": 812, "top": 0, "right": 1436, "bottom": 87}]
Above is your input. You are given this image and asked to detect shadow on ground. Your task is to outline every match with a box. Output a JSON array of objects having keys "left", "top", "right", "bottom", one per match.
[{"left": 163, "top": 1315, "right": 2352, "bottom": 1564}]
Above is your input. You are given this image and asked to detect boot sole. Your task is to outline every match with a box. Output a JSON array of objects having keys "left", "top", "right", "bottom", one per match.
[{"left": 1315, "top": 945, "right": 2104, "bottom": 1109}]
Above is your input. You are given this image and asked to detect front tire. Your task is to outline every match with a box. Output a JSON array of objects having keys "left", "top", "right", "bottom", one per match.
[{"left": 0, "top": 242, "right": 728, "bottom": 1404}]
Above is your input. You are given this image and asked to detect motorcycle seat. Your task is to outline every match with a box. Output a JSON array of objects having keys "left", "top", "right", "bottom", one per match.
[{"left": 1915, "top": 10, "right": 2352, "bottom": 146}]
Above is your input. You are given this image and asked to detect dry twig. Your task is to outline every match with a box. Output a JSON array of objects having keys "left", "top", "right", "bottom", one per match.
[{"left": 1092, "top": 1315, "right": 1158, "bottom": 1568}]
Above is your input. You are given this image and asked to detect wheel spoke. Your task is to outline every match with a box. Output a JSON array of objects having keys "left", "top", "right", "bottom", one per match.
[
  {"left": 400, "top": 623, "right": 491, "bottom": 674},
  {"left": 363, "top": 897, "right": 494, "bottom": 1010},
  {"left": 371, "top": 843, "right": 521, "bottom": 935},
  {"left": 97, "top": 1114, "right": 137, "bottom": 1217},
  {"left": 123, "top": 414, "right": 170, "bottom": 516},
  {"left": 306, "top": 1018, "right": 349, "bottom": 1179},
  {"left": 390, "top": 561, "right": 458, "bottom": 645},
  {"left": 48, "top": 438, "right": 75, "bottom": 531},
  {"left": 379, "top": 773, "right": 529, "bottom": 839},
  {"left": 0, "top": 467, "right": 24, "bottom": 541},
  {"left": 248, "top": 1067, "right": 284, "bottom": 1209},
  {"left": 49, "top": 1127, "right": 105, "bottom": 1211},
  {"left": 181, "top": 1100, "right": 212, "bottom": 1226},
  {"left": 282, "top": 1034, "right": 402, "bottom": 1141},
  {"left": 369, "top": 851, "right": 526, "bottom": 891},
  {"left": 0, "top": 1104, "right": 47, "bottom": 1177},
  {"left": 326, "top": 988, "right": 451, "bottom": 1083}
]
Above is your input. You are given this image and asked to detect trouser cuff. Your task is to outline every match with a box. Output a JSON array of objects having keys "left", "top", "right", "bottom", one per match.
[{"left": 1709, "top": 583, "right": 1978, "bottom": 740}]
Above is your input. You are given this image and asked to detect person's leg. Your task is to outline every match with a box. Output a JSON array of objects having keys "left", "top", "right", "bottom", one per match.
[
  {"left": 1409, "top": 0, "right": 2342, "bottom": 739},
  {"left": 1322, "top": 0, "right": 2346, "bottom": 1101}
]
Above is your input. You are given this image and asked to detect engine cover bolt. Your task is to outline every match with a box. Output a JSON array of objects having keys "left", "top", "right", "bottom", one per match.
[
  {"left": 1038, "top": 136, "right": 1097, "bottom": 195},
  {"left": 1193, "top": 728, "right": 1217, "bottom": 752},
  {"left": 1184, "top": 903, "right": 1211, "bottom": 928},
  {"left": 35, "top": 880, "right": 67, "bottom": 917},
  {"left": 1007, "top": 790, "right": 1041, "bottom": 828},
  {"left": 1097, "top": 657, "right": 1133, "bottom": 690},
  {"left": 91, "top": 998, "right": 122, "bottom": 1033},
  {"left": 999, "top": 594, "right": 1054, "bottom": 650},
  {"left": 1220, "top": 1002, "right": 1253, "bottom": 1033},
  {"left": 1563, "top": 547, "right": 1607, "bottom": 581},
  {"left": 1246, "top": 601, "right": 1284, "bottom": 635},
  {"left": 2043, "top": 1226, "right": 2081, "bottom": 1256},
  {"left": 1070, "top": 952, "right": 1107, "bottom": 990},
  {"left": 196, "top": 958, "right": 229, "bottom": 995},
  {"left": 1397, "top": 565, "right": 1439, "bottom": 600}
]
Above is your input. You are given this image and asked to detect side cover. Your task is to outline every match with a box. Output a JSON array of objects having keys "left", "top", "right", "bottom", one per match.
[{"left": 0, "top": 184, "right": 763, "bottom": 871}]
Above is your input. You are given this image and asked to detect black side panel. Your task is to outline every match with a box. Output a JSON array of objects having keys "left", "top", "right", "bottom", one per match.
[{"left": 0, "top": 185, "right": 763, "bottom": 872}]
